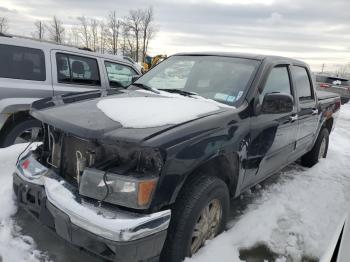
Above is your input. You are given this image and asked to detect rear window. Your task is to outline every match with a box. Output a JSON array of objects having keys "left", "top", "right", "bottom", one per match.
[
  {"left": 0, "top": 44, "right": 46, "bottom": 81},
  {"left": 293, "top": 66, "right": 314, "bottom": 102}
]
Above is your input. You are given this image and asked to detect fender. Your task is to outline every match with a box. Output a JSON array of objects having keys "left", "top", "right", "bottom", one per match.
[
  {"left": 0, "top": 98, "right": 40, "bottom": 130},
  {"left": 168, "top": 150, "right": 240, "bottom": 204}
]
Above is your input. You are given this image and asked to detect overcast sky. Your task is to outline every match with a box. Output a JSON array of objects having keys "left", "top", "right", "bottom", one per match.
[{"left": 1, "top": 0, "right": 350, "bottom": 71}]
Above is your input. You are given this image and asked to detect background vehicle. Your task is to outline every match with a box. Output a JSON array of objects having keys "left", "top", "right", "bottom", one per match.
[
  {"left": 315, "top": 74, "right": 350, "bottom": 104},
  {"left": 321, "top": 212, "right": 350, "bottom": 262},
  {"left": 0, "top": 34, "right": 141, "bottom": 147},
  {"left": 143, "top": 54, "right": 167, "bottom": 72},
  {"left": 122, "top": 55, "right": 143, "bottom": 72},
  {"left": 14, "top": 53, "right": 340, "bottom": 262}
]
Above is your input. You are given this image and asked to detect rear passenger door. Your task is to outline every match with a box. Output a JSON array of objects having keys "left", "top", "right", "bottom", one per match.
[
  {"left": 243, "top": 65, "right": 298, "bottom": 187},
  {"left": 292, "top": 66, "right": 319, "bottom": 151},
  {"left": 51, "top": 51, "right": 106, "bottom": 95}
]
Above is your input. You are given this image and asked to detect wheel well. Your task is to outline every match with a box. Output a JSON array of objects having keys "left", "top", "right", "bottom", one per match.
[
  {"left": 180, "top": 154, "right": 239, "bottom": 199},
  {"left": 323, "top": 117, "right": 333, "bottom": 134},
  {"left": 0, "top": 111, "right": 32, "bottom": 140}
]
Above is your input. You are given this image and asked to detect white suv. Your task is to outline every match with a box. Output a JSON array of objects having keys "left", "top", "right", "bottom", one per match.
[{"left": 0, "top": 33, "right": 141, "bottom": 147}]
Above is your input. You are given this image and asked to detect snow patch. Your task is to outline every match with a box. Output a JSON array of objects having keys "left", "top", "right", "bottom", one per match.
[
  {"left": 187, "top": 103, "right": 350, "bottom": 262},
  {"left": 97, "top": 96, "right": 222, "bottom": 128},
  {"left": 0, "top": 145, "right": 49, "bottom": 262}
]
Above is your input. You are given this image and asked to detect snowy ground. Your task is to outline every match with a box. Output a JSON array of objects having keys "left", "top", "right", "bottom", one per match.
[{"left": 0, "top": 103, "right": 349, "bottom": 262}]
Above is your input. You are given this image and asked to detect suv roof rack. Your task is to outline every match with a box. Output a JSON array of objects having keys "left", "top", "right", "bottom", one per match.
[{"left": 1, "top": 33, "right": 89, "bottom": 51}]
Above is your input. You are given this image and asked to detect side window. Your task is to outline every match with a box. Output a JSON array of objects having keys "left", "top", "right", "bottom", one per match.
[
  {"left": 56, "top": 53, "right": 100, "bottom": 86},
  {"left": 104, "top": 61, "right": 138, "bottom": 88},
  {"left": 0, "top": 44, "right": 46, "bottom": 81},
  {"left": 292, "top": 66, "right": 313, "bottom": 101},
  {"left": 261, "top": 66, "right": 291, "bottom": 100}
]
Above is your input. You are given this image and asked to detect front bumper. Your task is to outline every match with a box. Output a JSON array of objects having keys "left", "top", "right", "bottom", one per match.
[{"left": 13, "top": 154, "right": 171, "bottom": 261}]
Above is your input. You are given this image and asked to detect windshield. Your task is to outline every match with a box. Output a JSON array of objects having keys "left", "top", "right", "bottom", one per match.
[{"left": 134, "top": 55, "right": 260, "bottom": 106}]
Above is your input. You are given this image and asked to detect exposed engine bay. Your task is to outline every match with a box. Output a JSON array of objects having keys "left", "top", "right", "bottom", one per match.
[{"left": 33, "top": 124, "right": 164, "bottom": 209}]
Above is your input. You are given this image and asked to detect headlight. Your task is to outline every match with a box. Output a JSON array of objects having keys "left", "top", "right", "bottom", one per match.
[
  {"left": 79, "top": 147, "right": 164, "bottom": 209},
  {"left": 79, "top": 168, "right": 158, "bottom": 209}
]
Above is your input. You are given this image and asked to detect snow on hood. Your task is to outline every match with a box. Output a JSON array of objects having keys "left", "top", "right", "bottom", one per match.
[{"left": 96, "top": 96, "right": 222, "bottom": 128}]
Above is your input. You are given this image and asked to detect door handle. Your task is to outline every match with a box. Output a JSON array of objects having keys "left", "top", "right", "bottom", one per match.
[
  {"left": 289, "top": 114, "right": 298, "bottom": 122},
  {"left": 312, "top": 108, "right": 319, "bottom": 115}
]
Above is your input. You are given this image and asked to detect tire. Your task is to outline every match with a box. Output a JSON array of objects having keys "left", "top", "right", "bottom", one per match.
[
  {"left": 0, "top": 118, "right": 42, "bottom": 147},
  {"left": 341, "top": 97, "right": 349, "bottom": 105},
  {"left": 301, "top": 128, "right": 329, "bottom": 167},
  {"left": 160, "top": 175, "right": 230, "bottom": 262}
]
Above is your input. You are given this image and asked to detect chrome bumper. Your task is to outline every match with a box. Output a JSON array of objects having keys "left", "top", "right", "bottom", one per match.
[{"left": 15, "top": 153, "right": 171, "bottom": 242}]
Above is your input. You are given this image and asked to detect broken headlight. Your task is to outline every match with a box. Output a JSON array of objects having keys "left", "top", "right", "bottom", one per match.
[{"left": 79, "top": 148, "right": 164, "bottom": 209}]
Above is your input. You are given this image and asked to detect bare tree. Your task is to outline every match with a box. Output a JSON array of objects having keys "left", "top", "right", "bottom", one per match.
[
  {"left": 78, "top": 16, "right": 90, "bottom": 48},
  {"left": 335, "top": 63, "right": 350, "bottom": 79},
  {"left": 107, "top": 11, "right": 121, "bottom": 55},
  {"left": 121, "top": 24, "right": 128, "bottom": 56},
  {"left": 0, "top": 17, "right": 9, "bottom": 33},
  {"left": 99, "top": 21, "right": 107, "bottom": 53},
  {"left": 67, "top": 26, "right": 81, "bottom": 46},
  {"left": 47, "top": 16, "right": 65, "bottom": 43},
  {"left": 125, "top": 9, "right": 143, "bottom": 62},
  {"left": 140, "top": 7, "right": 156, "bottom": 62},
  {"left": 32, "top": 20, "right": 45, "bottom": 39},
  {"left": 90, "top": 19, "right": 99, "bottom": 51},
  {"left": 121, "top": 23, "right": 136, "bottom": 58}
]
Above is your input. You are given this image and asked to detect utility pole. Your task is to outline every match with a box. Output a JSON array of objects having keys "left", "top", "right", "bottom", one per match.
[{"left": 321, "top": 63, "right": 325, "bottom": 73}]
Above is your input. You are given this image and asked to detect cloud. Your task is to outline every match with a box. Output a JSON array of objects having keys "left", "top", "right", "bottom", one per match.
[
  {"left": 1, "top": 0, "right": 350, "bottom": 71},
  {"left": 0, "top": 6, "right": 17, "bottom": 13}
]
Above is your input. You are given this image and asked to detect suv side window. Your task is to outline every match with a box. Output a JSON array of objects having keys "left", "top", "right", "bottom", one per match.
[
  {"left": 261, "top": 66, "right": 292, "bottom": 100},
  {"left": 292, "top": 66, "right": 313, "bottom": 102},
  {"left": 0, "top": 44, "right": 46, "bottom": 81},
  {"left": 104, "top": 61, "right": 138, "bottom": 88},
  {"left": 56, "top": 53, "right": 100, "bottom": 86}
]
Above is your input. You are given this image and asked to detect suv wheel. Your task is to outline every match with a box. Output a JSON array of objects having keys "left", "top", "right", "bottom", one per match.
[
  {"left": 160, "top": 175, "right": 229, "bottom": 262},
  {"left": 1, "top": 119, "right": 42, "bottom": 147},
  {"left": 301, "top": 128, "right": 329, "bottom": 167}
]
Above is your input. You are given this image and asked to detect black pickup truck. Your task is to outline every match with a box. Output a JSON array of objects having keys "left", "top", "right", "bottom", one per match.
[{"left": 13, "top": 53, "right": 341, "bottom": 262}]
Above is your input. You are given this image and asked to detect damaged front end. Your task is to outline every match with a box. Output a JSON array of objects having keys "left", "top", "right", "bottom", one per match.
[
  {"left": 13, "top": 124, "right": 171, "bottom": 261},
  {"left": 37, "top": 124, "right": 165, "bottom": 209}
]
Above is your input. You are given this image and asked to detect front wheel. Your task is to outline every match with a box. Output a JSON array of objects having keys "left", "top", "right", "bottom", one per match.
[
  {"left": 0, "top": 119, "right": 42, "bottom": 148},
  {"left": 301, "top": 128, "right": 329, "bottom": 167},
  {"left": 160, "top": 175, "right": 229, "bottom": 262},
  {"left": 341, "top": 97, "right": 349, "bottom": 105}
]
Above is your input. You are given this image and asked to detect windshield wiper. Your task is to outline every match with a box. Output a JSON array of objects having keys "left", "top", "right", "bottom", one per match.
[
  {"left": 132, "top": 83, "right": 160, "bottom": 94},
  {"left": 158, "top": 88, "right": 197, "bottom": 97}
]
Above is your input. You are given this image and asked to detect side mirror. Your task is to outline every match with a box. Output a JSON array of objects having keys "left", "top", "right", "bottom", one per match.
[
  {"left": 261, "top": 93, "right": 294, "bottom": 114},
  {"left": 132, "top": 75, "right": 140, "bottom": 83}
]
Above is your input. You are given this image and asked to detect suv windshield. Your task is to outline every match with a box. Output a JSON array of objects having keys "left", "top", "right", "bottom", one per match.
[{"left": 134, "top": 55, "right": 260, "bottom": 106}]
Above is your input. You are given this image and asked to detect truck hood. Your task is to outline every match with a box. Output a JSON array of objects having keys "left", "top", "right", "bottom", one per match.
[{"left": 31, "top": 90, "right": 230, "bottom": 144}]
